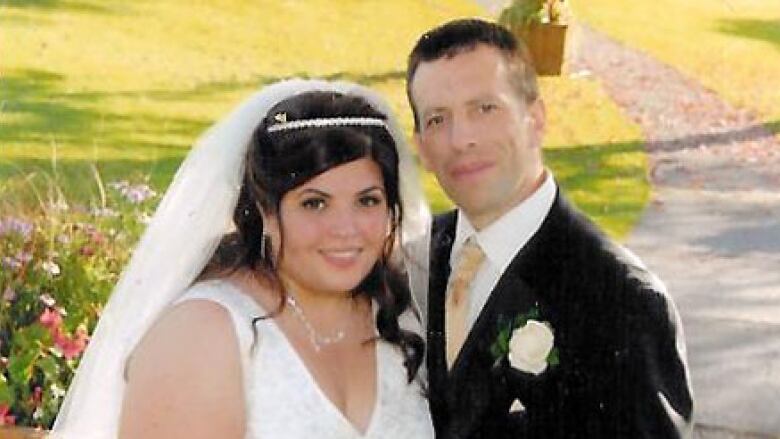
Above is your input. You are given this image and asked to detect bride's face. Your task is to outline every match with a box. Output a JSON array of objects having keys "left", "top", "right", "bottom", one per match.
[{"left": 267, "top": 157, "right": 391, "bottom": 297}]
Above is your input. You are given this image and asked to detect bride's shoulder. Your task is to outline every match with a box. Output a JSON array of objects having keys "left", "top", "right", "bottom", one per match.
[
  {"left": 182, "top": 273, "right": 270, "bottom": 314},
  {"left": 128, "top": 277, "right": 256, "bottom": 370},
  {"left": 131, "top": 287, "right": 240, "bottom": 369},
  {"left": 121, "top": 284, "right": 246, "bottom": 436},
  {"left": 180, "top": 277, "right": 242, "bottom": 302}
]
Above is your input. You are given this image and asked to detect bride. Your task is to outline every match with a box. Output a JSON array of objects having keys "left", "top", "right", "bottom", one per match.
[{"left": 51, "top": 79, "right": 433, "bottom": 438}]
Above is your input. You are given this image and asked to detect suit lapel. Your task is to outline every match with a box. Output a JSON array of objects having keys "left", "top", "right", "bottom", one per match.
[{"left": 426, "top": 211, "right": 457, "bottom": 428}]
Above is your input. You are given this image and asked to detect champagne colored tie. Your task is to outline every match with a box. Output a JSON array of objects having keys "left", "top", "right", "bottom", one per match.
[{"left": 445, "top": 237, "right": 485, "bottom": 369}]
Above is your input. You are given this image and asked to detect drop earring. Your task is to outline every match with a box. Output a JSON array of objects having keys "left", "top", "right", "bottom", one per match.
[{"left": 260, "top": 233, "right": 272, "bottom": 262}]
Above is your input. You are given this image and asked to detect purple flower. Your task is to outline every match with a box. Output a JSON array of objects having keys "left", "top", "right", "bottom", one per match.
[
  {"left": 126, "top": 185, "right": 156, "bottom": 204},
  {"left": 0, "top": 217, "right": 34, "bottom": 241},
  {"left": 1, "top": 257, "right": 21, "bottom": 270},
  {"left": 3, "top": 252, "right": 32, "bottom": 271},
  {"left": 110, "top": 180, "right": 157, "bottom": 204}
]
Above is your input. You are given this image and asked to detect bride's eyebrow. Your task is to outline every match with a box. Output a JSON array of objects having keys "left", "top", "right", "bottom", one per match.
[
  {"left": 357, "top": 186, "right": 386, "bottom": 196},
  {"left": 297, "top": 188, "right": 331, "bottom": 198}
]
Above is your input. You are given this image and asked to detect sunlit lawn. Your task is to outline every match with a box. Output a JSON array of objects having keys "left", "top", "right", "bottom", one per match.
[
  {"left": 2, "top": 0, "right": 648, "bottom": 238},
  {"left": 571, "top": 0, "right": 780, "bottom": 135}
]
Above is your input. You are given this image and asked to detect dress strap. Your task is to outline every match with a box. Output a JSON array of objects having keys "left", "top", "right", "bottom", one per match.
[{"left": 174, "top": 279, "right": 268, "bottom": 359}]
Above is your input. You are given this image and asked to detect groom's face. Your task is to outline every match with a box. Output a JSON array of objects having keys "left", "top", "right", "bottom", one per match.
[{"left": 410, "top": 44, "right": 546, "bottom": 229}]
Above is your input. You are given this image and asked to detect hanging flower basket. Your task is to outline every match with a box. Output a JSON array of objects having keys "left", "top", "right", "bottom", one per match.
[
  {"left": 498, "top": 0, "right": 571, "bottom": 76},
  {"left": 523, "top": 22, "right": 568, "bottom": 76}
]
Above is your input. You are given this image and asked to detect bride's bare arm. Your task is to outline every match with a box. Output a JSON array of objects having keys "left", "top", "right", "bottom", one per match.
[{"left": 118, "top": 299, "right": 246, "bottom": 438}]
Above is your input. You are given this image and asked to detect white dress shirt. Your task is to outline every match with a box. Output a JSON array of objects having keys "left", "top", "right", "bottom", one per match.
[{"left": 448, "top": 171, "right": 557, "bottom": 332}]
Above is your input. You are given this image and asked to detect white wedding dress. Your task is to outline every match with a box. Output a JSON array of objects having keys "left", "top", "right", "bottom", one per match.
[{"left": 176, "top": 279, "right": 435, "bottom": 439}]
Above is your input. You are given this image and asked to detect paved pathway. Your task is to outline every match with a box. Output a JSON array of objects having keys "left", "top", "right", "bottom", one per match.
[{"left": 567, "top": 24, "right": 780, "bottom": 439}]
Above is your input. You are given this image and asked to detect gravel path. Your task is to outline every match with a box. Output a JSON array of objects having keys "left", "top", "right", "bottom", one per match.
[{"left": 567, "top": 24, "right": 780, "bottom": 439}]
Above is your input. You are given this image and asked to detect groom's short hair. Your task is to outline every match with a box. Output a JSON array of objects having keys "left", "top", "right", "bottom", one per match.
[{"left": 406, "top": 18, "right": 539, "bottom": 132}]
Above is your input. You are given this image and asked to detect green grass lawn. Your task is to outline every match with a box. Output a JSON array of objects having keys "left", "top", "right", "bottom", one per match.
[
  {"left": 1, "top": 0, "right": 483, "bottom": 201},
  {"left": 2, "top": 0, "right": 648, "bottom": 239},
  {"left": 571, "top": 0, "right": 780, "bottom": 135},
  {"left": 541, "top": 77, "right": 647, "bottom": 238}
]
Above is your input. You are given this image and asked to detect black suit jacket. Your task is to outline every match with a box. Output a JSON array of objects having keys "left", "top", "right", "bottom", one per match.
[{"left": 426, "top": 190, "right": 694, "bottom": 439}]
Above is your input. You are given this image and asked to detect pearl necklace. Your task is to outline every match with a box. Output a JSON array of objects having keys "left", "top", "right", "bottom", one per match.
[{"left": 286, "top": 294, "right": 346, "bottom": 352}]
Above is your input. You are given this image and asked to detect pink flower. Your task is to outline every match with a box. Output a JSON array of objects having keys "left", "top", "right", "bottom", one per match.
[
  {"left": 39, "top": 308, "right": 63, "bottom": 331},
  {"left": 2, "top": 287, "right": 16, "bottom": 302},
  {"left": 54, "top": 325, "right": 89, "bottom": 360},
  {"left": 89, "top": 230, "right": 105, "bottom": 245},
  {"left": 79, "top": 245, "right": 95, "bottom": 257},
  {"left": 0, "top": 403, "right": 16, "bottom": 426},
  {"left": 32, "top": 386, "right": 43, "bottom": 406}
]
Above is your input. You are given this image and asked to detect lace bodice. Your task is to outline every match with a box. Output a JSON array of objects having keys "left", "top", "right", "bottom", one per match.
[{"left": 177, "top": 280, "right": 434, "bottom": 439}]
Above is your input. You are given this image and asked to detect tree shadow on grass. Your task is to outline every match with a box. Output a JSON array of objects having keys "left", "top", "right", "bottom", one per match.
[
  {"left": 1, "top": 68, "right": 415, "bottom": 211},
  {"left": 57, "top": 70, "right": 407, "bottom": 105},
  {"left": 1, "top": 68, "right": 219, "bottom": 152},
  {"left": 323, "top": 71, "right": 406, "bottom": 85},
  {"left": 2, "top": 0, "right": 119, "bottom": 14},
  {"left": 644, "top": 120, "right": 780, "bottom": 152},
  {"left": 1, "top": 68, "right": 411, "bottom": 163},
  {"left": 716, "top": 18, "right": 780, "bottom": 51},
  {"left": 546, "top": 140, "right": 648, "bottom": 237},
  {"left": 2, "top": 139, "right": 650, "bottom": 239},
  {"left": 764, "top": 120, "right": 780, "bottom": 136},
  {"left": 0, "top": 68, "right": 225, "bottom": 211},
  {"left": 1, "top": 69, "right": 94, "bottom": 145}
]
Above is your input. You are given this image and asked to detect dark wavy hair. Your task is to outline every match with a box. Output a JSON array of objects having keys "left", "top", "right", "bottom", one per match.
[{"left": 198, "top": 90, "right": 424, "bottom": 382}]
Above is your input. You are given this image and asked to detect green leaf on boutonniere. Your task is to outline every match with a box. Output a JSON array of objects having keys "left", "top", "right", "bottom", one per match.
[
  {"left": 513, "top": 306, "right": 540, "bottom": 329},
  {"left": 547, "top": 347, "right": 560, "bottom": 366},
  {"left": 490, "top": 317, "right": 513, "bottom": 363}
]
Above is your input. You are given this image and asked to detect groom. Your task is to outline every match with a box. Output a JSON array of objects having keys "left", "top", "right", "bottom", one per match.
[{"left": 407, "top": 19, "right": 694, "bottom": 438}]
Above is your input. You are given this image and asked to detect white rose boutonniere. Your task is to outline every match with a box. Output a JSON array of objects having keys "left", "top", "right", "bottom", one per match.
[
  {"left": 490, "top": 304, "right": 559, "bottom": 375},
  {"left": 508, "top": 320, "right": 555, "bottom": 375}
]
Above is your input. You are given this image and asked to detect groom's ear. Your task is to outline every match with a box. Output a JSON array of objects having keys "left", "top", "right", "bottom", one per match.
[{"left": 413, "top": 133, "right": 432, "bottom": 171}]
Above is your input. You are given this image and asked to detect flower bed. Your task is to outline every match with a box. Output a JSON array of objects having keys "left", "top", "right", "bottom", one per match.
[{"left": 0, "top": 180, "right": 157, "bottom": 429}]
